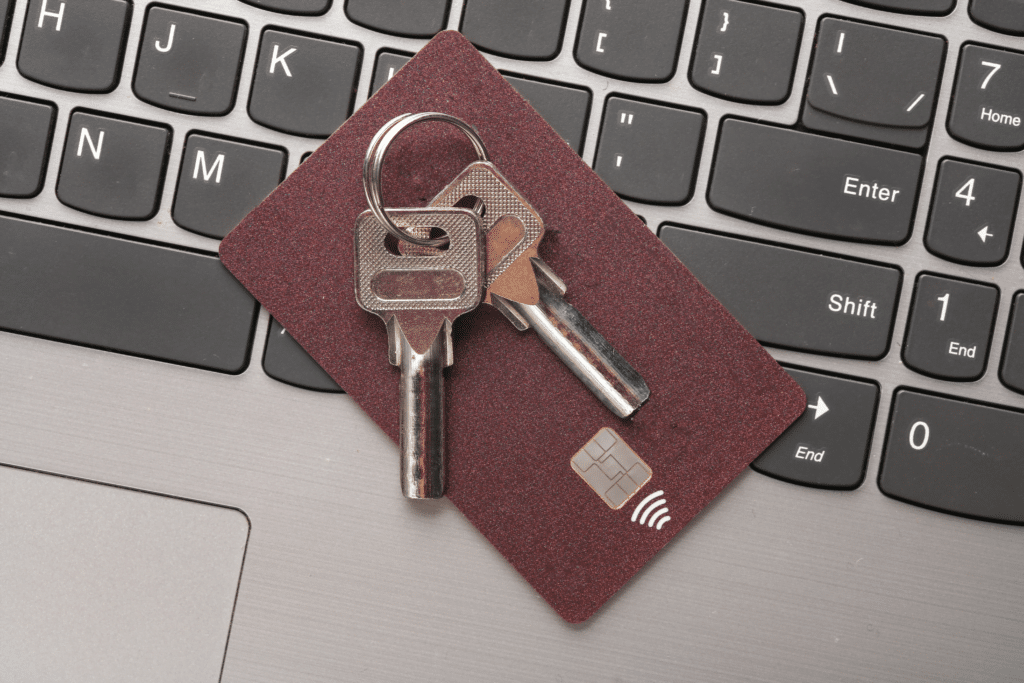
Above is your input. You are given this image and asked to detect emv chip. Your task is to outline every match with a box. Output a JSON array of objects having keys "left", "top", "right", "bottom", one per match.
[{"left": 571, "top": 428, "right": 652, "bottom": 509}]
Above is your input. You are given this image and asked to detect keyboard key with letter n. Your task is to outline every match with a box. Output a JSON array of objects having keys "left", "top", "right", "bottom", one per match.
[
  {"left": 0, "top": 216, "right": 258, "bottom": 373},
  {"left": 709, "top": 119, "right": 922, "bottom": 244},
  {"left": 880, "top": 390, "right": 1024, "bottom": 524},
  {"left": 660, "top": 226, "right": 901, "bottom": 359}
]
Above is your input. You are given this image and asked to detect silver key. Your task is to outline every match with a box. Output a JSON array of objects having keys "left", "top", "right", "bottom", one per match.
[
  {"left": 428, "top": 161, "right": 650, "bottom": 418},
  {"left": 354, "top": 206, "right": 483, "bottom": 498}
]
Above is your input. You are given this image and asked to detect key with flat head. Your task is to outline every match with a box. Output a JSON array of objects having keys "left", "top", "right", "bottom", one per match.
[
  {"left": 354, "top": 206, "right": 483, "bottom": 498},
  {"left": 426, "top": 161, "right": 650, "bottom": 418}
]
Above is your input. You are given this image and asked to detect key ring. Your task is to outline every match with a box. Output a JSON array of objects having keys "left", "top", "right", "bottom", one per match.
[{"left": 363, "top": 112, "right": 490, "bottom": 248}]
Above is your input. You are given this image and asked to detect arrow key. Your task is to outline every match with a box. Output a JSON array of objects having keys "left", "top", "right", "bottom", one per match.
[
  {"left": 752, "top": 367, "right": 878, "bottom": 489},
  {"left": 924, "top": 159, "right": 1020, "bottom": 266}
]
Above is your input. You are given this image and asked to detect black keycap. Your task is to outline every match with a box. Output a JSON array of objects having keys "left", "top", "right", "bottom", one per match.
[
  {"left": 264, "top": 319, "right": 343, "bottom": 392},
  {"left": 345, "top": 0, "right": 450, "bottom": 38},
  {"left": 133, "top": 8, "right": 247, "bottom": 116},
  {"left": 239, "top": 0, "right": 331, "bottom": 15},
  {"left": 462, "top": 0, "right": 570, "bottom": 60},
  {"left": 948, "top": 44, "right": 1024, "bottom": 151},
  {"left": 0, "top": 215, "right": 257, "bottom": 372},
  {"left": 172, "top": 134, "right": 286, "bottom": 240},
  {"left": 690, "top": 0, "right": 803, "bottom": 105},
  {"left": 752, "top": 368, "right": 878, "bottom": 490},
  {"left": 56, "top": 111, "right": 170, "bottom": 221},
  {"left": 17, "top": 0, "right": 130, "bottom": 93},
  {"left": 370, "top": 52, "right": 411, "bottom": 96},
  {"left": 593, "top": 97, "right": 704, "bottom": 204},
  {"left": 1001, "top": 292, "right": 1024, "bottom": 393},
  {"left": 802, "top": 18, "right": 945, "bottom": 149},
  {"left": 880, "top": 390, "right": 1024, "bottom": 524},
  {"left": 840, "top": 0, "right": 953, "bottom": 14},
  {"left": 504, "top": 75, "right": 590, "bottom": 154},
  {"left": 971, "top": 0, "right": 1024, "bottom": 35},
  {"left": 709, "top": 119, "right": 922, "bottom": 243},
  {"left": 0, "top": 94, "right": 55, "bottom": 198},
  {"left": 660, "top": 226, "right": 902, "bottom": 359},
  {"left": 925, "top": 159, "right": 1020, "bottom": 266},
  {"left": 903, "top": 274, "right": 998, "bottom": 381},
  {"left": 249, "top": 29, "right": 361, "bottom": 138},
  {"left": 1, "top": 0, "right": 13, "bottom": 64},
  {"left": 575, "top": 0, "right": 687, "bottom": 82}
]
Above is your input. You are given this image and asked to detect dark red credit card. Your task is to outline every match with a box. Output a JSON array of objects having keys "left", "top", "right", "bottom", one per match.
[{"left": 220, "top": 31, "right": 805, "bottom": 623}]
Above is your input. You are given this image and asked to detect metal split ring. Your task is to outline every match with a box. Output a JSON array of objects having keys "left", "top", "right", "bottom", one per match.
[{"left": 362, "top": 112, "right": 490, "bottom": 248}]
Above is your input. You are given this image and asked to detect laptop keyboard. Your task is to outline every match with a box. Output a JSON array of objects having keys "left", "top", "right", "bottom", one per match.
[{"left": 1, "top": 0, "right": 1022, "bottom": 523}]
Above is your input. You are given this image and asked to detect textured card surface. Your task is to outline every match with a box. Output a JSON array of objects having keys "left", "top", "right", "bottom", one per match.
[{"left": 220, "top": 31, "right": 805, "bottom": 623}]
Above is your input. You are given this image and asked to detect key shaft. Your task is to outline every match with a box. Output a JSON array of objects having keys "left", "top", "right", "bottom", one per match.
[
  {"left": 429, "top": 162, "right": 650, "bottom": 418},
  {"left": 500, "top": 258, "right": 649, "bottom": 418},
  {"left": 354, "top": 207, "right": 483, "bottom": 498}
]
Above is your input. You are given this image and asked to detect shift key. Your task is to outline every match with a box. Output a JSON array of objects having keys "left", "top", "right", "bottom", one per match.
[
  {"left": 709, "top": 119, "right": 922, "bottom": 244},
  {"left": 660, "top": 226, "right": 901, "bottom": 359}
]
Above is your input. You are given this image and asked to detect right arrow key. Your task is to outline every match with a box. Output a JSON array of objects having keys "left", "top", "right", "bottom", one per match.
[{"left": 752, "top": 368, "right": 879, "bottom": 490}]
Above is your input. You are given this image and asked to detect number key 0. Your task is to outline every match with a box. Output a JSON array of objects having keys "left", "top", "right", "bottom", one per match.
[{"left": 903, "top": 274, "right": 999, "bottom": 381}]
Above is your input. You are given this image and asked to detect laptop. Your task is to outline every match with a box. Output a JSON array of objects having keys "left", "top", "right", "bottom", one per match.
[{"left": 2, "top": 0, "right": 1022, "bottom": 680}]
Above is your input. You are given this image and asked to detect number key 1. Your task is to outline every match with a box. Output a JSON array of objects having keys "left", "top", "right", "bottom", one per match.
[{"left": 903, "top": 274, "right": 999, "bottom": 381}]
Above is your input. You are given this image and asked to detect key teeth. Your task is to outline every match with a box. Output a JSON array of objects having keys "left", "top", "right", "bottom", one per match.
[
  {"left": 530, "top": 257, "right": 567, "bottom": 296},
  {"left": 491, "top": 295, "right": 532, "bottom": 331}
]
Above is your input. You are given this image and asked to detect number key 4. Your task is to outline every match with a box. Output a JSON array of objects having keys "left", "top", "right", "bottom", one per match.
[{"left": 924, "top": 158, "right": 1021, "bottom": 266}]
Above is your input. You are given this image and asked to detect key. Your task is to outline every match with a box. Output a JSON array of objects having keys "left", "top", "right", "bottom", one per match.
[
  {"left": 461, "top": 0, "right": 570, "bottom": 60},
  {"left": 345, "top": 0, "right": 450, "bottom": 39},
  {"left": 503, "top": 75, "right": 590, "bottom": 155},
  {"left": 709, "top": 119, "right": 922, "bottom": 244},
  {"left": 0, "top": 94, "right": 55, "bottom": 198},
  {"left": 880, "top": 390, "right": 1024, "bottom": 524},
  {"left": 924, "top": 159, "right": 1020, "bottom": 266},
  {"left": 902, "top": 274, "right": 998, "bottom": 381},
  {"left": 56, "top": 111, "right": 170, "bottom": 221},
  {"left": 970, "top": 0, "right": 1024, "bottom": 35},
  {"left": 660, "top": 225, "right": 902, "bottom": 359},
  {"left": 354, "top": 207, "right": 483, "bottom": 499},
  {"left": 802, "top": 18, "right": 945, "bottom": 149},
  {"left": 132, "top": 7, "right": 247, "bottom": 116},
  {"left": 172, "top": 133, "right": 286, "bottom": 239},
  {"left": 1001, "top": 292, "right": 1024, "bottom": 394},
  {"left": 947, "top": 44, "right": 1024, "bottom": 152},
  {"left": 690, "top": 0, "right": 804, "bottom": 105},
  {"left": 239, "top": 0, "right": 331, "bottom": 15},
  {"left": 249, "top": 29, "right": 361, "bottom": 138},
  {"left": 264, "top": 318, "right": 344, "bottom": 393},
  {"left": 427, "top": 161, "right": 650, "bottom": 418},
  {"left": 18, "top": 0, "right": 130, "bottom": 93},
  {"left": 575, "top": 0, "right": 687, "bottom": 83},
  {"left": 594, "top": 96, "right": 705, "bottom": 205},
  {"left": 0, "top": 214, "right": 257, "bottom": 372},
  {"left": 751, "top": 367, "right": 878, "bottom": 490}
]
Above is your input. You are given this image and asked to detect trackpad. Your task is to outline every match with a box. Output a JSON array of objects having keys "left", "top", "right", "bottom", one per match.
[{"left": 0, "top": 465, "right": 248, "bottom": 682}]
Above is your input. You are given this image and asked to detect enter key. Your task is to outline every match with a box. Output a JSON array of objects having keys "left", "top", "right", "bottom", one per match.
[{"left": 752, "top": 368, "right": 879, "bottom": 489}]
